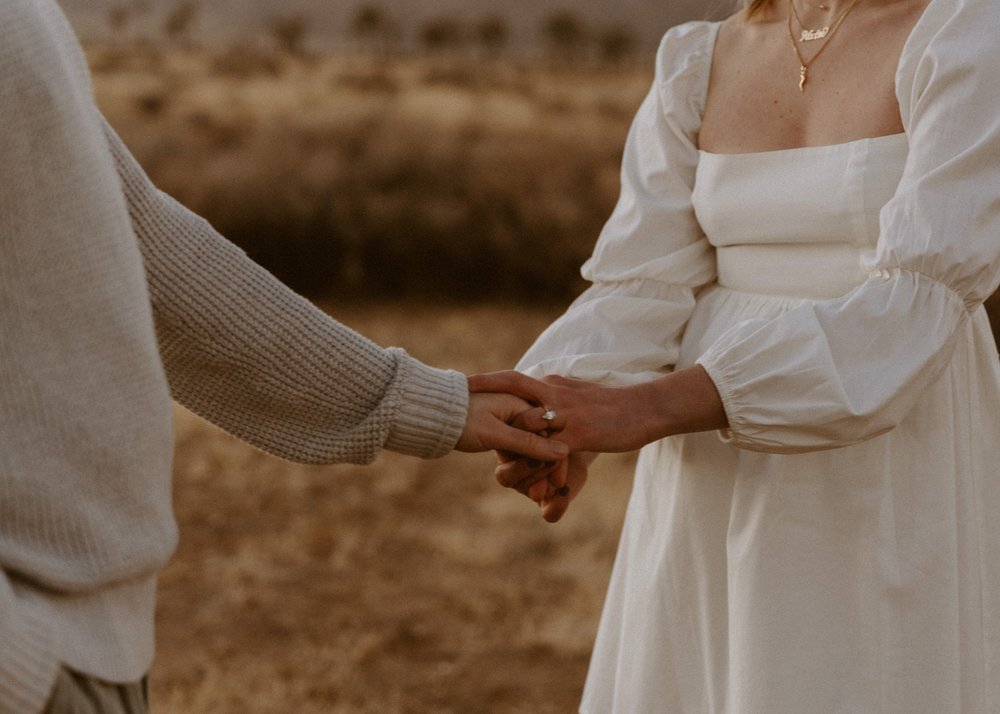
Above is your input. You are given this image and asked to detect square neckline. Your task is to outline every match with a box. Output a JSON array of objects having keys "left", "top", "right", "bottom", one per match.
[
  {"left": 695, "top": 0, "right": 936, "bottom": 158},
  {"left": 697, "top": 131, "right": 909, "bottom": 160}
]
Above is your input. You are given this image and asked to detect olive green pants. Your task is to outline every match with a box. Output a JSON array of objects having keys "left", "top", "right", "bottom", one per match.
[{"left": 44, "top": 667, "right": 149, "bottom": 714}]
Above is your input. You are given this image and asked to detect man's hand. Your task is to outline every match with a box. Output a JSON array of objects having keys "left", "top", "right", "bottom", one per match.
[{"left": 455, "top": 391, "right": 568, "bottom": 463}]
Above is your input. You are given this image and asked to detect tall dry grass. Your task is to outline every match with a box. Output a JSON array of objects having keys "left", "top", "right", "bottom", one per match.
[{"left": 90, "top": 46, "right": 647, "bottom": 302}]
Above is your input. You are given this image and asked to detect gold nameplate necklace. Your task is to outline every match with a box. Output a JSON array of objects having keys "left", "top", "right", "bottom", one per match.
[
  {"left": 790, "top": 0, "right": 833, "bottom": 41},
  {"left": 787, "top": 0, "right": 862, "bottom": 91}
]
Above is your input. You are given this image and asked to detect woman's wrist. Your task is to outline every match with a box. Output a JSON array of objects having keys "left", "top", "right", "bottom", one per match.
[{"left": 624, "top": 366, "right": 729, "bottom": 444}]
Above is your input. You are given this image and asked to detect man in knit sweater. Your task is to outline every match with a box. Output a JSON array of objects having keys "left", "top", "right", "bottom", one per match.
[{"left": 0, "top": 1, "right": 569, "bottom": 711}]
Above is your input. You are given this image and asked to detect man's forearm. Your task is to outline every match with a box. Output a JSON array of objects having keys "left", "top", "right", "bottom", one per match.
[{"left": 100, "top": 115, "right": 469, "bottom": 463}]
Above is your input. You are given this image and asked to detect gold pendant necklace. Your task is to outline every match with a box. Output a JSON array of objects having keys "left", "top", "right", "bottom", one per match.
[{"left": 787, "top": 0, "right": 862, "bottom": 91}]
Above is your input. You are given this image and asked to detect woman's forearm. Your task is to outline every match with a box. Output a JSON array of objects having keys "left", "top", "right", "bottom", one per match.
[
  {"left": 624, "top": 365, "right": 729, "bottom": 445},
  {"left": 469, "top": 367, "right": 729, "bottom": 454}
]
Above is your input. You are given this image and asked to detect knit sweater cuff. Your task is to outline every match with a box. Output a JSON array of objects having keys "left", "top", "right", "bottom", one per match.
[
  {"left": 0, "top": 603, "right": 59, "bottom": 714},
  {"left": 384, "top": 355, "right": 468, "bottom": 459}
]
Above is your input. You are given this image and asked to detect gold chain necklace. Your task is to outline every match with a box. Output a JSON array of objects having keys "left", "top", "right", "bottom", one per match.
[
  {"left": 789, "top": 0, "right": 831, "bottom": 41},
  {"left": 786, "top": 0, "right": 862, "bottom": 91}
]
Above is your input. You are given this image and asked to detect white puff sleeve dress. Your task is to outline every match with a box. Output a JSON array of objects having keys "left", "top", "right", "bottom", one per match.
[{"left": 517, "top": 0, "right": 1000, "bottom": 711}]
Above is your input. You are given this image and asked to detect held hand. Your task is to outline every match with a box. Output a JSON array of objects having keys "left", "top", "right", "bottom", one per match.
[
  {"left": 455, "top": 391, "right": 568, "bottom": 463},
  {"left": 540, "top": 451, "right": 594, "bottom": 522},
  {"left": 494, "top": 450, "right": 595, "bottom": 522},
  {"left": 494, "top": 447, "right": 566, "bottom": 501},
  {"left": 472, "top": 367, "right": 726, "bottom": 523}
]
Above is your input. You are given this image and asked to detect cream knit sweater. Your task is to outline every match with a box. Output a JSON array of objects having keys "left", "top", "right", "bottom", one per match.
[{"left": 0, "top": 1, "right": 469, "bottom": 711}]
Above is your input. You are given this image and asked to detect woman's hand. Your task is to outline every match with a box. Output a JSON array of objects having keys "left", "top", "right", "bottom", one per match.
[
  {"left": 470, "top": 367, "right": 728, "bottom": 454},
  {"left": 472, "top": 367, "right": 727, "bottom": 521}
]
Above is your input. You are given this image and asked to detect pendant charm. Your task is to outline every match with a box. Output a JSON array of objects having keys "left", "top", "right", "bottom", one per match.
[
  {"left": 800, "top": 26, "right": 830, "bottom": 41},
  {"left": 798, "top": 65, "right": 807, "bottom": 91}
]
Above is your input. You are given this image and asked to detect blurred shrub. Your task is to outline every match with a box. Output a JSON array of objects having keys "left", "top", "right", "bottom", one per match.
[
  {"left": 599, "top": 26, "right": 637, "bottom": 64},
  {"left": 351, "top": 4, "right": 397, "bottom": 55},
  {"left": 421, "top": 18, "right": 465, "bottom": 53},
  {"left": 543, "top": 11, "right": 588, "bottom": 62},
  {"left": 163, "top": 1, "right": 198, "bottom": 45},
  {"left": 476, "top": 17, "right": 509, "bottom": 57},
  {"left": 135, "top": 90, "right": 168, "bottom": 116},
  {"left": 210, "top": 46, "right": 282, "bottom": 77},
  {"left": 269, "top": 14, "right": 308, "bottom": 56}
]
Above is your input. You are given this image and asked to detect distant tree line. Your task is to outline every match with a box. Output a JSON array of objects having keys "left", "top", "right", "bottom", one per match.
[{"left": 105, "top": 1, "right": 638, "bottom": 63}]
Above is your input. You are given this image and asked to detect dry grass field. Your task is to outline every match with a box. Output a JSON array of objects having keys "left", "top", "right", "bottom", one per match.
[
  {"left": 155, "top": 304, "right": 637, "bottom": 713},
  {"left": 89, "top": 46, "right": 647, "bottom": 302}
]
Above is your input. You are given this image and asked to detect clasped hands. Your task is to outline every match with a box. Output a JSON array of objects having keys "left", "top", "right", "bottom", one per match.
[
  {"left": 458, "top": 371, "right": 660, "bottom": 523},
  {"left": 458, "top": 367, "right": 727, "bottom": 522}
]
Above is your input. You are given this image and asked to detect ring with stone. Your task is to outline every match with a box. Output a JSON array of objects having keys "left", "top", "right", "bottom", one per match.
[{"left": 541, "top": 409, "right": 557, "bottom": 422}]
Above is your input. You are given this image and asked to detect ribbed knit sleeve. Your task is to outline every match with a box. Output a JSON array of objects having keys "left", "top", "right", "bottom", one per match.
[{"left": 100, "top": 118, "right": 468, "bottom": 463}]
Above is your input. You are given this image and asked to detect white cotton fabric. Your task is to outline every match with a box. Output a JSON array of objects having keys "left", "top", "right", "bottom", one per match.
[{"left": 518, "top": 1, "right": 1000, "bottom": 711}]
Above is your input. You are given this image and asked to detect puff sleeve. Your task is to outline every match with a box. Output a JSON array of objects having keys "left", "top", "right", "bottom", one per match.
[
  {"left": 697, "top": 0, "right": 1000, "bottom": 452},
  {"left": 517, "top": 22, "right": 717, "bottom": 385}
]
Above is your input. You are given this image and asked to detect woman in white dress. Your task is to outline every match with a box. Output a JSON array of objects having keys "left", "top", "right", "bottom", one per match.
[{"left": 472, "top": 0, "right": 1000, "bottom": 710}]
